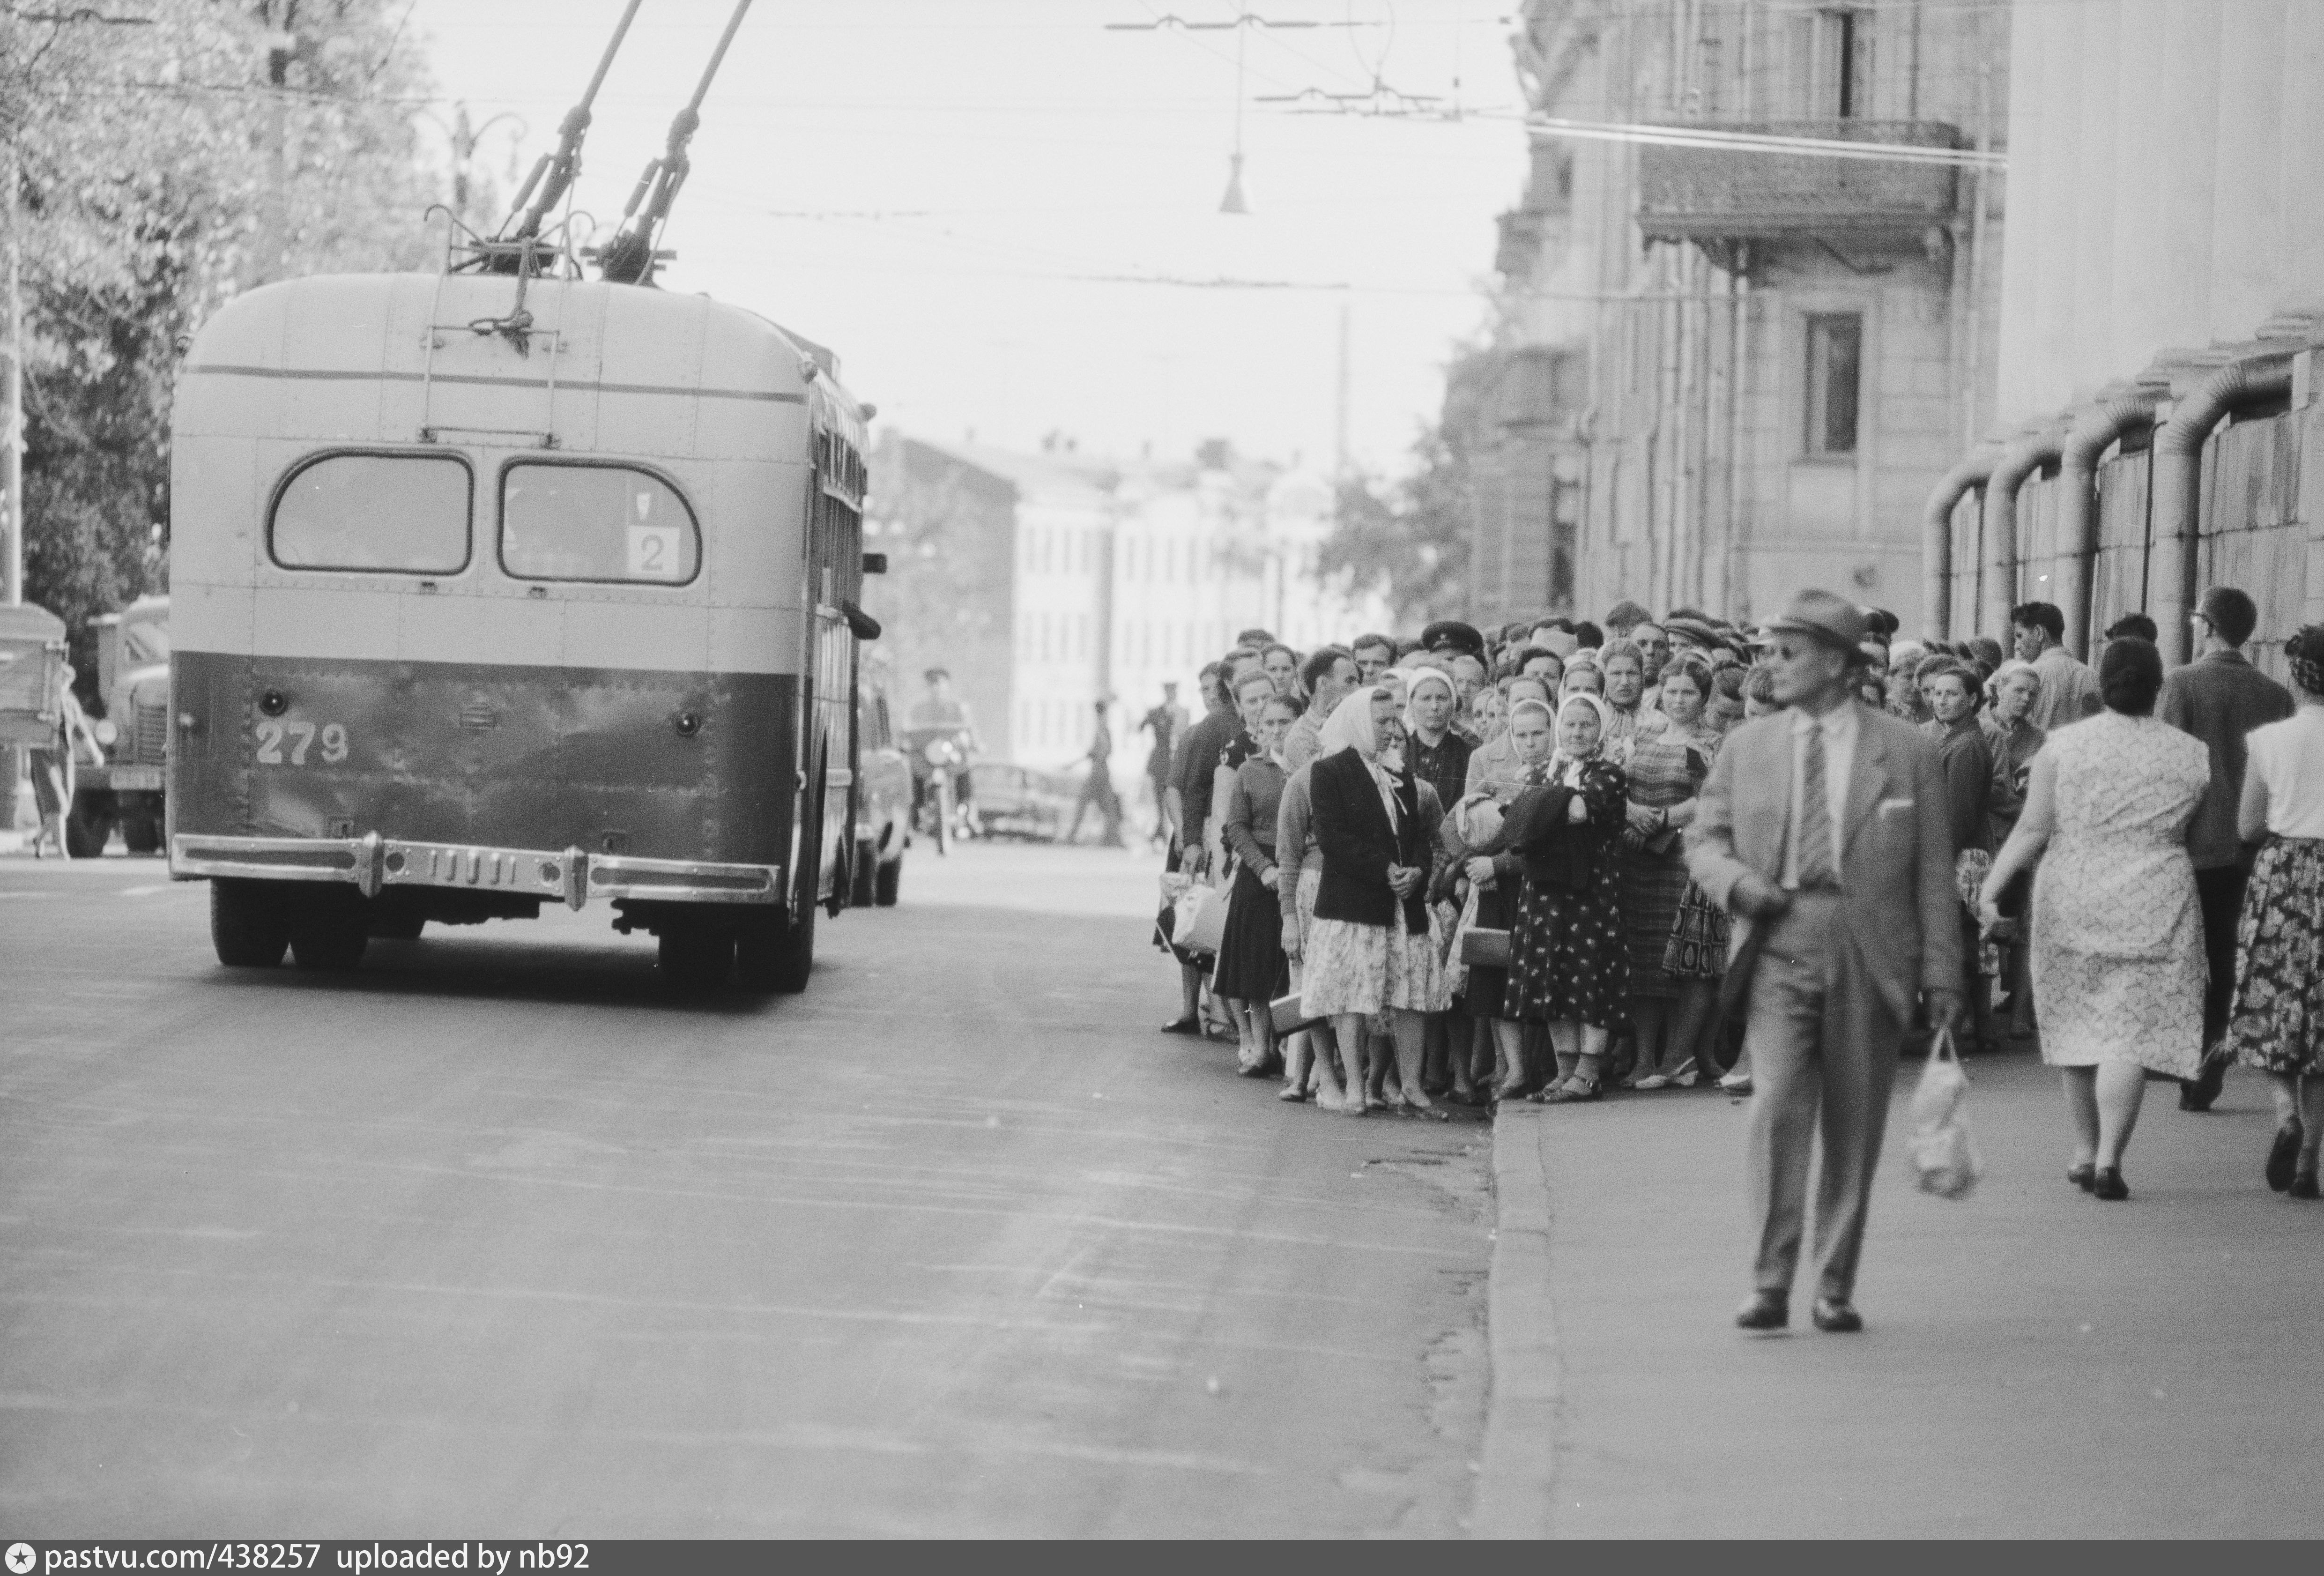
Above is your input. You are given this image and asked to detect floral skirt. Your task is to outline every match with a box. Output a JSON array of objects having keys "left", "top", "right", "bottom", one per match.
[
  {"left": 1662, "top": 878, "right": 1729, "bottom": 978},
  {"left": 2226, "top": 835, "right": 2324, "bottom": 1077},
  {"left": 1302, "top": 910, "right": 1450, "bottom": 1018},
  {"left": 1502, "top": 867, "right": 1629, "bottom": 1031}
]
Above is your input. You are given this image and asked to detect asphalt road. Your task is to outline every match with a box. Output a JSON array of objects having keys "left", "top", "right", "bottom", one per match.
[{"left": 0, "top": 843, "right": 1493, "bottom": 1538}]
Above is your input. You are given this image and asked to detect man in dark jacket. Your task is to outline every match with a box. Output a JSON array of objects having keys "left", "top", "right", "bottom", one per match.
[{"left": 2160, "top": 585, "right": 2294, "bottom": 1110}]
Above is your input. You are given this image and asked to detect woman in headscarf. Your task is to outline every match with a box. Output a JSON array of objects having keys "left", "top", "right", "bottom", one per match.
[
  {"left": 1301, "top": 685, "right": 1452, "bottom": 1114},
  {"left": 1467, "top": 676, "right": 1552, "bottom": 794},
  {"left": 1214, "top": 692, "right": 1300, "bottom": 1079},
  {"left": 1502, "top": 691, "right": 1631, "bottom": 1103},
  {"left": 1435, "top": 696, "right": 1559, "bottom": 1099},
  {"left": 1619, "top": 654, "right": 1718, "bottom": 1090},
  {"left": 1403, "top": 666, "right": 1472, "bottom": 817}
]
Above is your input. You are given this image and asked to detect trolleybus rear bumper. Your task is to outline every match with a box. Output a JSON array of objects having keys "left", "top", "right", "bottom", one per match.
[{"left": 171, "top": 833, "right": 782, "bottom": 910}]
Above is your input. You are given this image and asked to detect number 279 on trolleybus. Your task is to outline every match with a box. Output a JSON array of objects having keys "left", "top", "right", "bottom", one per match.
[{"left": 164, "top": 262, "right": 893, "bottom": 991}]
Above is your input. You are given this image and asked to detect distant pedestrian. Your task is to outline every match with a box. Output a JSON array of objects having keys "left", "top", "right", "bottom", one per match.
[
  {"left": 2221, "top": 624, "right": 2324, "bottom": 1200},
  {"left": 1922, "top": 660, "right": 1997, "bottom": 1049},
  {"left": 2159, "top": 586, "right": 2294, "bottom": 1110},
  {"left": 2011, "top": 601, "right": 2101, "bottom": 732},
  {"left": 1140, "top": 682, "right": 1188, "bottom": 848},
  {"left": 1980, "top": 638, "right": 2209, "bottom": 1203},
  {"left": 1066, "top": 700, "right": 1127, "bottom": 847},
  {"left": 27, "top": 664, "right": 100, "bottom": 860},
  {"left": 1689, "top": 591, "right": 1963, "bottom": 1334}
]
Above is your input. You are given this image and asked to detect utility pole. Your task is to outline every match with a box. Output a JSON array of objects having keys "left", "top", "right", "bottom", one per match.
[
  {"left": 252, "top": 15, "right": 297, "bottom": 288},
  {"left": 1332, "top": 299, "right": 1351, "bottom": 479}
]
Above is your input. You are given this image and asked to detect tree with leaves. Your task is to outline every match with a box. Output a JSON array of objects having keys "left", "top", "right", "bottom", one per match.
[
  {"left": 1317, "top": 340, "right": 1496, "bottom": 628},
  {"left": 4, "top": 0, "right": 445, "bottom": 692}
]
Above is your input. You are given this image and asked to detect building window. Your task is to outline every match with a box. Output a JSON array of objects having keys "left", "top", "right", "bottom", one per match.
[{"left": 1803, "top": 313, "right": 1862, "bottom": 457}]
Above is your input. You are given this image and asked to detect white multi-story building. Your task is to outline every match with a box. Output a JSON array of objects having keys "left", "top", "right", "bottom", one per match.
[{"left": 868, "top": 435, "right": 1385, "bottom": 790}]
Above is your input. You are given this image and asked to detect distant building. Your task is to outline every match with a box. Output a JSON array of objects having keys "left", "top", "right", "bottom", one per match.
[
  {"left": 1480, "top": 0, "right": 2009, "bottom": 624},
  {"left": 867, "top": 435, "right": 1382, "bottom": 786}
]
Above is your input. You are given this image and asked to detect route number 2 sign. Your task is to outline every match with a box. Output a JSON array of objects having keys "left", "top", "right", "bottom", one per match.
[{"left": 627, "top": 489, "right": 684, "bottom": 582}]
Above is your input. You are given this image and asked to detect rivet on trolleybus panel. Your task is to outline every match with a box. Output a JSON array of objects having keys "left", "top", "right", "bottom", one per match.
[{"left": 259, "top": 689, "right": 289, "bottom": 717}]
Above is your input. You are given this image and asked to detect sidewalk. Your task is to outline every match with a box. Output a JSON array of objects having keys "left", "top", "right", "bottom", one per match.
[{"left": 1475, "top": 1050, "right": 2322, "bottom": 1538}]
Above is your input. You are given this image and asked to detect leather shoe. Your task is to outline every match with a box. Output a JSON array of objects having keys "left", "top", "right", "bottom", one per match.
[
  {"left": 1811, "top": 1297, "right": 1863, "bottom": 1333},
  {"left": 1734, "top": 1290, "right": 1789, "bottom": 1331},
  {"left": 2092, "top": 1166, "right": 2129, "bottom": 1201},
  {"left": 1159, "top": 1016, "right": 1202, "bottom": 1036},
  {"left": 2066, "top": 1162, "right": 2096, "bottom": 1192},
  {"left": 2291, "top": 1172, "right": 2321, "bottom": 1200},
  {"left": 2266, "top": 1123, "right": 2302, "bottom": 1192}
]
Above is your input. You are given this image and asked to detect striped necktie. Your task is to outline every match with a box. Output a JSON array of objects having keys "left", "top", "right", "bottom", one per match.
[{"left": 1795, "top": 723, "right": 1837, "bottom": 889}]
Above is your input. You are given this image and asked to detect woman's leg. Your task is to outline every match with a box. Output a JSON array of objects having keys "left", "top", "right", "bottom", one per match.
[
  {"left": 2063, "top": 1066, "right": 2100, "bottom": 1168},
  {"left": 1667, "top": 978, "right": 1722, "bottom": 1080},
  {"left": 1627, "top": 998, "right": 1671, "bottom": 1084},
  {"left": 1331, "top": 1015, "right": 1370, "bottom": 1114},
  {"left": 2094, "top": 1062, "right": 2146, "bottom": 1168},
  {"left": 1253, "top": 1002, "right": 1280, "bottom": 1077},
  {"left": 1390, "top": 1009, "right": 1433, "bottom": 1109},
  {"left": 1547, "top": 1020, "right": 1581, "bottom": 1086},
  {"left": 1280, "top": 1027, "right": 1312, "bottom": 1100},
  {"left": 1490, "top": 1019, "right": 1528, "bottom": 1099},
  {"left": 2298, "top": 1073, "right": 2324, "bottom": 1178},
  {"left": 1573, "top": 1023, "right": 1611, "bottom": 1090}
]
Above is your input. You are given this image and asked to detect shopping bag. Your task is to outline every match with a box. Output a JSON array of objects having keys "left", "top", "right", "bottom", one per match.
[
  {"left": 1270, "top": 992, "right": 1322, "bottom": 1037},
  {"left": 1173, "top": 877, "right": 1229, "bottom": 957},
  {"left": 1906, "top": 1027, "right": 1982, "bottom": 1200},
  {"left": 1460, "top": 927, "right": 1512, "bottom": 970}
]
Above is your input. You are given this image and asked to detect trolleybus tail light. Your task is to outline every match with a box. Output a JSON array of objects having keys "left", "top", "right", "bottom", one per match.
[
  {"left": 259, "top": 689, "right": 289, "bottom": 717},
  {"left": 862, "top": 552, "right": 888, "bottom": 575},
  {"left": 674, "top": 711, "right": 702, "bottom": 737}
]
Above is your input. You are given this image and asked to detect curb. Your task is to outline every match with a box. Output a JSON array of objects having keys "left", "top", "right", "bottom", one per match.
[{"left": 1469, "top": 1103, "right": 1561, "bottom": 1539}]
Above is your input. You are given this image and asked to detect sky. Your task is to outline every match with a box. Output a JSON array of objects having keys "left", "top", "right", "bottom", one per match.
[{"left": 403, "top": 0, "right": 1530, "bottom": 478}]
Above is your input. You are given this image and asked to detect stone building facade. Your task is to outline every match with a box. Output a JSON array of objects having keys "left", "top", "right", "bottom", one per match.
[{"left": 1480, "top": 0, "right": 2008, "bottom": 624}]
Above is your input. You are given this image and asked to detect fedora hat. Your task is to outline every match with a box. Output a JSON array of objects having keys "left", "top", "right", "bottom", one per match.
[{"left": 1767, "top": 589, "right": 1871, "bottom": 659}]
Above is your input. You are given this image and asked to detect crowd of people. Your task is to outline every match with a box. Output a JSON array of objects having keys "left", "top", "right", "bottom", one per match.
[{"left": 1143, "top": 586, "right": 2324, "bottom": 1221}]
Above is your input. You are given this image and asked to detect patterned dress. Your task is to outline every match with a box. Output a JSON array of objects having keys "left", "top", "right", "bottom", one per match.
[
  {"left": 1502, "top": 758, "right": 1631, "bottom": 1030},
  {"left": 1618, "top": 736, "right": 1708, "bottom": 1001},
  {"left": 1659, "top": 721, "right": 1732, "bottom": 980},
  {"left": 2225, "top": 709, "right": 2324, "bottom": 1076},
  {"left": 2029, "top": 711, "right": 2209, "bottom": 1076}
]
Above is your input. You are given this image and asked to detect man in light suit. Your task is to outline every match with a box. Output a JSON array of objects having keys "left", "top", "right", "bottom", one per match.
[{"left": 1686, "top": 590, "right": 1965, "bottom": 1333}]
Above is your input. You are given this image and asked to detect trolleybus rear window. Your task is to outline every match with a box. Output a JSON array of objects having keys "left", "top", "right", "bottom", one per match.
[
  {"left": 270, "top": 453, "right": 473, "bottom": 573},
  {"left": 499, "top": 462, "right": 700, "bottom": 585}
]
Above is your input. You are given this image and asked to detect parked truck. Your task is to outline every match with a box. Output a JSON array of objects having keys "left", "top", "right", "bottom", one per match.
[{"left": 67, "top": 595, "right": 171, "bottom": 857}]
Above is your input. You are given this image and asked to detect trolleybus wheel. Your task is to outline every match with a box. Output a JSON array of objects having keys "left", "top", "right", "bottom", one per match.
[
  {"left": 211, "top": 880, "right": 291, "bottom": 968},
  {"left": 735, "top": 900, "right": 814, "bottom": 994},
  {"left": 659, "top": 925, "right": 735, "bottom": 991},
  {"left": 121, "top": 805, "right": 163, "bottom": 855},
  {"left": 850, "top": 839, "right": 877, "bottom": 907},
  {"left": 65, "top": 802, "right": 112, "bottom": 859},
  {"left": 874, "top": 855, "right": 901, "bottom": 908},
  {"left": 369, "top": 912, "right": 426, "bottom": 940},
  {"left": 290, "top": 895, "right": 370, "bottom": 971}
]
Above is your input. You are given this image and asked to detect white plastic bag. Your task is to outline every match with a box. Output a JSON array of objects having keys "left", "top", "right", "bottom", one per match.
[
  {"left": 1173, "top": 874, "right": 1230, "bottom": 957},
  {"left": 1907, "top": 1027, "right": 1982, "bottom": 1200}
]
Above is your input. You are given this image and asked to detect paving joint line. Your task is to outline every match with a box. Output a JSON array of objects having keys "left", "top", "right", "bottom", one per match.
[{"left": 1469, "top": 1102, "right": 1561, "bottom": 1539}]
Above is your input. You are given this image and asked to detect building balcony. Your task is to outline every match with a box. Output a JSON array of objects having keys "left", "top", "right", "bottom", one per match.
[{"left": 1636, "top": 121, "right": 1963, "bottom": 243}]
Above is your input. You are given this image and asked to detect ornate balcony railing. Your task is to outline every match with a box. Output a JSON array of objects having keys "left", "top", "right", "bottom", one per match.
[{"left": 1636, "top": 120, "right": 1964, "bottom": 242}]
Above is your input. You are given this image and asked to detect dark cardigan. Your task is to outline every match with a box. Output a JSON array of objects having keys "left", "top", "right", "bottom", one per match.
[
  {"left": 1493, "top": 760, "right": 1627, "bottom": 892},
  {"left": 1310, "top": 747, "right": 1438, "bottom": 934}
]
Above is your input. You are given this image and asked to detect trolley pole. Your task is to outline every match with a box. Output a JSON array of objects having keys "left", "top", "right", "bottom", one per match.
[{"left": 4, "top": 125, "right": 28, "bottom": 832}]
